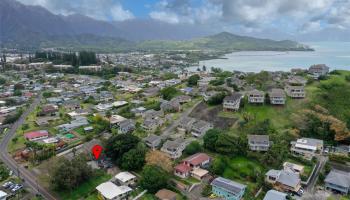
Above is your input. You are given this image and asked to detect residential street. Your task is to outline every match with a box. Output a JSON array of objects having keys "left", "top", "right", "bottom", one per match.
[
  {"left": 0, "top": 94, "right": 57, "bottom": 200},
  {"left": 161, "top": 100, "right": 202, "bottom": 139}
]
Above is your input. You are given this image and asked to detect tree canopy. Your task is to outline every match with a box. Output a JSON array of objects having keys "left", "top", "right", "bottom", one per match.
[{"left": 139, "top": 165, "right": 169, "bottom": 194}]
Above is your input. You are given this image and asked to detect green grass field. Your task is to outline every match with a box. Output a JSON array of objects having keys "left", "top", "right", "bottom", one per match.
[
  {"left": 56, "top": 171, "right": 112, "bottom": 200},
  {"left": 222, "top": 156, "right": 265, "bottom": 198}
]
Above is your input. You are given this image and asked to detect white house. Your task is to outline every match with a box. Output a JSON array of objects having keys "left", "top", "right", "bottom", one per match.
[{"left": 96, "top": 181, "right": 132, "bottom": 200}]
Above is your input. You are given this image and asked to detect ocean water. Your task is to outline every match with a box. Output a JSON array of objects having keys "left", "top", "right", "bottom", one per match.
[{"left": 189, "top": 42, "right": 350, "bottom": 72}]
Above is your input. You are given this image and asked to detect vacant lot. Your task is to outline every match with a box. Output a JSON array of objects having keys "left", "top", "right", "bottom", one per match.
[
  {"left": 189, "top": 102, "right": 237, "bottom": 129},
  {"left": 222, "top": 156, "right": 265, "bottom": 198}
]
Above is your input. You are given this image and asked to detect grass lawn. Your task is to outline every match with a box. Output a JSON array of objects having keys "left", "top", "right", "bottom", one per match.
[
  {"left": 56, "top": 171, "right": 112, "bottom": 200},
  {"left": 222, "top": 156, "right": 265, "bottom": 197}
]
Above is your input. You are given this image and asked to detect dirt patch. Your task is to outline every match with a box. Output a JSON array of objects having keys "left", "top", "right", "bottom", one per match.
[{"left": 189, "top": 102, "right": 237, "bottom": 129}]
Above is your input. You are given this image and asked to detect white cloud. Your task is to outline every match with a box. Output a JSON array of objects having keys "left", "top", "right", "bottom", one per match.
[
  {"left": 17, "top": 0, "right": 134, "bottom": 21},
  {"left": 111, "top": 5, "right": 134, "bottom": 21}
]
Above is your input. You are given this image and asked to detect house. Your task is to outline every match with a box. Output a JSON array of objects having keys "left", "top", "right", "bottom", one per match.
[
  {"left": 142, "top": 87, "right": 160, "bottom": 97},
  {"left": 173, "top": 95, "right": 191, "bottom": 104},
  {"left": 24, "top": 130, "right": 49, "bottom": 141},
  {"left": 161, "top": 139, "right": 187, "bottom": 159},
  {"left": 223, "top": 93, "right": 242, "bottom": 111},
  {"left": 325, "top": 169, "right": 350, "bottom": 194},
  {"left": 155, "top": 189, "right": 177, "bottom": 200},
  {"left": 35, "top": 116, "right": 59, "bottom": 126},
  {"left": 198, "top": 77, "right": 216, "bottom": 87},
  {"left": 160, "top": 100, "right": 181, "bottom": 112},
  {"left": 309, "top": 64, "right": 329, "bottom": 79},
  {"left": 174, "top": 163, "right": 192, "bottom": 178},
  {"left": 202, "top": 91, "right": 219, "bottom": 102},
  {"left": 191, "top": 168, "right": 210, "bottom": 180},
  {"left": 283, "top": 162, "right": 304, "bottom": 174},
  {"left": 263, "top": 190, "right": 287, "bottom": 200},
  {"left": 284, "top": 85, "right": 305, "bottom": 98},
  {"left": 0, "top": 190, "right": 7, "bottom": 200},
  {"left": 247, "top": 90, "right": 265, "bottom": 104},
  {"left": 183, "top": 153, "right": 211, "bottom": 169},
  {"left": 96, "top": 181, "right": 132, "bottom": 200},
  {"left": 190, "top": 120, "right": 213, "bottom": 137},
  {"left": 174, "top": 153, "right": 211, "bottom": 180},
  {"left": 144, "top": 134, "right": 162, "bottom": 150},
  {"left": 211, "top": 177, "right": 246, "bottom": 200},
  {"left": 248, "top": 135, "right": 271, "bottom": 151},
  {"left": 286, "top": 76, "right": 307, "bottom": 86},
  {"left": 269, "top": 89, "right": 286, "bottom": 105},
  {"left": 95, "top": 103, "right": 114, "bottom": 112},
  {"left": 290, "top": 138, "right": 324, "bottom": 160},
  {"left": 114, "top": 172, "right": 137, "bottom": 187},
  {"left": 63, "top": 100, "right": 82, "bottom": 111},
  {"left": 131, "top": 107, "right": 147, "bottom": 116},
  {"left": 109, "top": 115, "right": 127, "bottom": 126},
  {"left": 39, "top": 104, "right": 58, "bottom": 116},
  {"left": 177, "top": 117, "right": 196, "bottom": 133},
  {"left": 265, "top": 169, "right": 301, "bottom": 193},
  {"left": 142, "top": 118, "right": 164, "bottom": 132},
  {"left": 118, "top": 119, "right": 135, "bottom": 134},
  {"left": 79, "top": 65, "right": 102, "bottom": 72}
]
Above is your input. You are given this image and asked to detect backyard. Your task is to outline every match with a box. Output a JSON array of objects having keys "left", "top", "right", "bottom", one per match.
[{"left": 221, "top": 156, "right": 265, "bottom": 199}]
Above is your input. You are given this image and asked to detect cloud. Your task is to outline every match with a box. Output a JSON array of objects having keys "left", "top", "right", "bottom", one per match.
[
  {"left": 17, "top": 0, "right": 134, "bottom": 21},
  {"left": 149, "top": 0, "right": 222, "bottom": 24},
  {"left": 148, "top": 0, "right": 341, "bottom": 34}
]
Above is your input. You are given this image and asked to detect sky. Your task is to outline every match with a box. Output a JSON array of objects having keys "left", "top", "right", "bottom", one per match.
[{"left": 16, "top": 0, "right": 350, "bottom": 39}]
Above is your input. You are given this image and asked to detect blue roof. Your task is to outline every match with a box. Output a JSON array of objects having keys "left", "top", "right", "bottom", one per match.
[{"left": 211, "top": 177, "right": 246, "bottom": 195}]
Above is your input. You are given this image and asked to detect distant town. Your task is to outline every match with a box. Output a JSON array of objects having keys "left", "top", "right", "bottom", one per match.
[{"left": 0, "top": 50, "right": 350, "bottom": 200}]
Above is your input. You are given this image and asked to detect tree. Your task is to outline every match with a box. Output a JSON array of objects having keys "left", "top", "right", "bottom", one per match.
[
  {"left": 187, "top": 74, "right": 200, "bottom": 86},
  {"left": 50, "top": 155, "right": 93, "bottom": 191},
  {"left": 210, "top": 156, "right": 226, "bottom": 175},
  {"left": 160, "top": 86, "right": 178, "bottom": 101},
  {"left": 207, "top": 92, "right": 226, "bottom": 105},
  {"left": 121, "top": 143, "right": 147, "bottom": 171},
  {"left": 203, "top": 129, "right": 220, "bottom": 151},
  {"left": 105, "top": 134, "right": 140, "bottom": 163},
  {"left": 139, "top": 165, "right": 169, "bottom": 193},
  {"left": 202, "top": 65, "right": 207, "bottom": 72},
  {"left": 0, "top": 164, "right": 9, "bottom": 181},
  {"left": 184, "top": 141, "right": 202, "bottom": 155}
]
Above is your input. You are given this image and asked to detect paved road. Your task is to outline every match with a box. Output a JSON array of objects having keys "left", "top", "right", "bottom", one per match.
[
  {"left": 0, "top": 94, "right": 57, "bottom": 200},
  {"left": 306, "top": 155, "right": 328, "bottom": 193},
  {"left": 161, "top": 100, "right": 202, "bottom": 139}
]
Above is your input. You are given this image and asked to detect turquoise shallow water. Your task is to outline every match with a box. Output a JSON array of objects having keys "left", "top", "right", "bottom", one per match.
[{"left": 189, "top": 42, "right": 350, "bottom": 72}]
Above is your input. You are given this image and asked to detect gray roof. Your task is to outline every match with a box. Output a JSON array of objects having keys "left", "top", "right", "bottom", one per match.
[
  {"left": 224, "top": 93, "right": 242, "bottom": 102},
  {"left": 248, "top": 89, "right": 264, "bottom": 96},
  {"left": 278, "top": 171, "right": 300, "bottom": 188},
  {"left": 248, "top": 135, "right": 269, "bottom": 145},
  {"left": 144, "top": 134, "right": 161, "bottom": 144},
  {"left": 325, "top": 169, "right": 350, "bottom": 188},
  {"left": 269, "top": 89, "right": 286, "bottom": 98},
  {"left": 211, "top": 177, "right": 246, "bottom": 195},
  {"left": 263, "top": 190, "right": 287, "bottom": 200}
]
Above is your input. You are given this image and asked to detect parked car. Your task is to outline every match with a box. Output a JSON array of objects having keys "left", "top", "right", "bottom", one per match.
[
  {"left": 2, "top": 181, "right": 13, "bottom": 188},
  {"left": 11, "top": 184, "right": 23, "bottom": 192}
]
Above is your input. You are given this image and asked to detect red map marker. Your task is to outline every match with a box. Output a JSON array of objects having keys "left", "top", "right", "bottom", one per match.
[{"left": 92, "top": 145, "right": 103, "bottom": 160}]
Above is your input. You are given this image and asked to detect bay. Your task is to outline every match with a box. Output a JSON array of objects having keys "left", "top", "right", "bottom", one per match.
[{"left": 189, "top": 42, "right": 350, "bottom": 72}]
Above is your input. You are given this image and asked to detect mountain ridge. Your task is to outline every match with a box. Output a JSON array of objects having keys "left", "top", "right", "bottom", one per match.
[{"left": 0, "top": 0, "right": 312, "bottom": 52}]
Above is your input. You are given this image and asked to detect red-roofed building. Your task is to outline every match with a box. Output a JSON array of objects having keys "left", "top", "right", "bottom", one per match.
[
  {"left": 183, "top": 153, "right": 211, "bottom": 169},
  {"left": 24, "top": 130, "right": 49, "bottom": 141},
  {"left": 174, "top": 163, "right": 192, "bottom": 178}
]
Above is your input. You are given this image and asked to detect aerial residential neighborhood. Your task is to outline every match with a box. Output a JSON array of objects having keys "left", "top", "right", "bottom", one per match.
[
  {"left": 1, "top": 47, "right": 349, "bottom": 200},
  {"left": 1, "top": 1, "right": 350, "bottom": 200}
]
